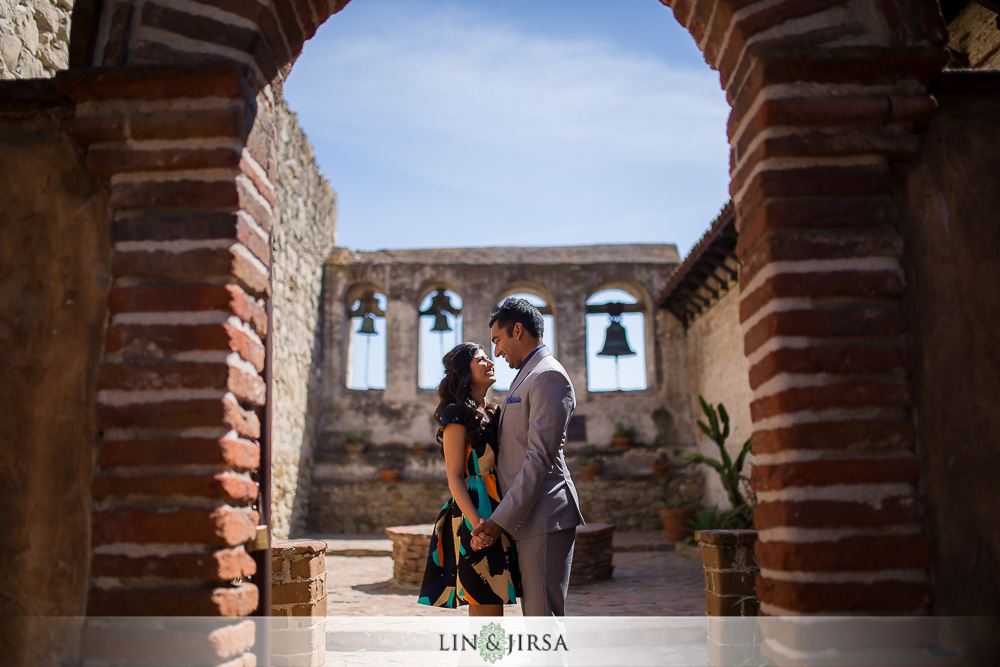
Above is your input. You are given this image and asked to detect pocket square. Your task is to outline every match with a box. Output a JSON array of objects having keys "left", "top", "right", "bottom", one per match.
[{"left": 505, "top": 396, "right": 521, "bottom": 404}]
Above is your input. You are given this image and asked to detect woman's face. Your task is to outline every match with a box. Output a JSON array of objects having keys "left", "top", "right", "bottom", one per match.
[{"left": 469, "top": 348, "right": 496, "bottom": 390}]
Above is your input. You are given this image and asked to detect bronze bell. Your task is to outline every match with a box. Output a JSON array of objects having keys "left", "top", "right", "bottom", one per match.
[
  {"left": 430, "top": 311, "right": 452, "bottom": 332},
  {"left": 357, "top": 313, "right": 378, "bottom": 335},
  {"left": 597, "top": 319, "right": 635, "bottom": 357}
]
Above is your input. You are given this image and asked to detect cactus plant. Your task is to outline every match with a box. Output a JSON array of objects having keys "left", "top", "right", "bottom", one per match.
[{"left": 683, "top": 396, "right": 754, "bottom": 528}]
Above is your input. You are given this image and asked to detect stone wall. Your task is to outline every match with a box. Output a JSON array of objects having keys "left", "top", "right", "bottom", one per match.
[
  {"left": 682, "top": 286, "right": 753, "bottom": 509},
  {"left": 270, "top": 95, "right": 337, "bottom": 539},
  {"left": 0, "top": 0, "right": 71, "bottom": 79},
  {"left": 947, "top": 3, "right": 1000, "bottom": 68},
  {"left": 309, "top": 471, "right": 704, "bottom": 534}
]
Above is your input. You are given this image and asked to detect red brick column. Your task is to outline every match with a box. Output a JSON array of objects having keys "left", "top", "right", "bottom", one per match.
[
  {"left": 58, "top": 64, "right": 272, "bottom": 633},
  {"left": 664, "top": 0, "right": 948, "bottom": 618}
]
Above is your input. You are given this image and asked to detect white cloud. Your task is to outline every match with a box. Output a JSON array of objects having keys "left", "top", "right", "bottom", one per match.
[{"left": 286, "top": 1, "right": 731, "bottom": 252}]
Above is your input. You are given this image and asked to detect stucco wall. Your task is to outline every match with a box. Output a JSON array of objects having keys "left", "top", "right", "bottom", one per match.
[
  {"left": 270, "top": 95, "right": 338, "bottom": 539},
  {"left": 678, "top": 286, "right": 754, "bottom": 509},
  {"left": 0, "top": 81, "right": 110, "bottom": 666},
  {"left": 896, "top": 71, "right": 1000, "bottom": 660}
]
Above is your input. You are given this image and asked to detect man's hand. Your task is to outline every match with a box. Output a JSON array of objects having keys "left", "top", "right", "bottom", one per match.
[{"left": 470, "top": 518, "right": 502, "bottom": 551}]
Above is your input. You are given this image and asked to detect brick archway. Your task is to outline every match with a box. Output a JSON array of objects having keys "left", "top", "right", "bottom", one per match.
[{"left": 61, "top": 0, "right": 948, "bottom": 642}]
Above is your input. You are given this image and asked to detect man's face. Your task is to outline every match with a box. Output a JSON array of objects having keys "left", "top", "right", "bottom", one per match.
[{"left": 490, "top": 321, "right": 523, "bottom": 370}]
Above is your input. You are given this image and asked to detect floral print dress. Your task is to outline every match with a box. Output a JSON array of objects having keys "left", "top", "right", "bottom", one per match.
[{"left": 418, "top": 403, "right": 521, "bottom": 608}]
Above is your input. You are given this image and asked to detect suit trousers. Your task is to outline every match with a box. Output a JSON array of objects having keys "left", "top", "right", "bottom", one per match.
[{"left": 514, "top": 526, "right": 576, "bottom": 616}]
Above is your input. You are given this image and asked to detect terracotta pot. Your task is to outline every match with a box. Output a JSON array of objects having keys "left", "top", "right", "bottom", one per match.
[
  {"left": 652, "top": 463, "right": 671, "bottom": 477},
  {"left": 345, "top": 442, "right": 364, "bottom": 454},
  {"left": 659, "top": 507, "right": 697, "bottom": 541},
  {"left": 611, "top": 437, "right": 633, "bottom": 450},
  {"left": 413, "top": 444, "right": 432, "bottom": 454},
  {"left": 581, "top": 464, "right": 603, "bottom": 479},
  {"left": 378, "top": 469, "right": 401, "bottom": 482}
]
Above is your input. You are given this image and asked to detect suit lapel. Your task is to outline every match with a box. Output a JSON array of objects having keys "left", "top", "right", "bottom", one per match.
[{"left": 499, "top": 347, "right": 549, "bottom": 430}]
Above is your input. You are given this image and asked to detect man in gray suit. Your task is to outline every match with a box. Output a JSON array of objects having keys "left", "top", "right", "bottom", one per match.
[{"left": 471, "top": 298, "right": 585, "bottom": 616}]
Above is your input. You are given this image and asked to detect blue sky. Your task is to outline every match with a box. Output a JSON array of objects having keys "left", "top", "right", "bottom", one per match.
[{"left": 285, "top": 0, "right": 731, "bottom": 257}]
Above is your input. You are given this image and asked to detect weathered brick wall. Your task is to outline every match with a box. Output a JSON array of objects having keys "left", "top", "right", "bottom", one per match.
[
  {"left": 270, "top": 95, "right": 337, "bottom": 540},
  {"left": 0, "top": 0, "right": 71, "bottom": 79},
  {"left": 0, "top": 0, "right": 337, "bottom": 543},
  {"left": 684, "top": 287, "right": 753, "bottom": 509}
]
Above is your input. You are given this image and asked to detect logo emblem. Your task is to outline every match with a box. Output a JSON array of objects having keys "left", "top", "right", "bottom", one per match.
[{"left": 477, "top": 622, "right": 508, "bottom": 663}]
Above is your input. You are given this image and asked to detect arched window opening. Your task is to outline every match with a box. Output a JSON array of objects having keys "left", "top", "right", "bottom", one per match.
[
  {"left": 418, "top": 289, "right": 463, "bottom": 390},
  {"left": 586, "top": 288, "right": 647, "bottom": 392},
  {"left": 491, "top": 292, "right": 555, "bottom": 392},
  {"left": 346, "top": 291, "right": 387, "bottom": 390}
]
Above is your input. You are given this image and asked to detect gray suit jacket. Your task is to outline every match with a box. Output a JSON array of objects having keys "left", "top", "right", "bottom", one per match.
[{"left": 490, "top": 346, "right": 585, "bottom": 539}]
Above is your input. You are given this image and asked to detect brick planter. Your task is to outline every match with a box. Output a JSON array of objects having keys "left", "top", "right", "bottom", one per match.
[
  {"left": 570, "top": 523, "right": 615, "bottom": 585},
  {"left": 385, "top": 524, "right": 434, "bottom": 587},
  {"left": 385, "top": 523, "right": 616, "bottom": 589},
  {"left": 271, "top": 540, "right": 328, "bottom": 667},
  {"left": 696, "top": 529, "right": 759, "bottom": 617}
]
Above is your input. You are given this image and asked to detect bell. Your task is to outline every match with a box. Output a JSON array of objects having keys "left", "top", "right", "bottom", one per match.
[
  {"left": 597, "top": 320, "right": 635, "bottom": 357},
  {"left": 430, "top": 311, "right": 452, "bottom": 332},
  {"left": 357, "top": 313, "right": 377, "bottom": 335}
]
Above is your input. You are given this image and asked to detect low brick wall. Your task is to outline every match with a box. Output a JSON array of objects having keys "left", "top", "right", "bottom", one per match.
[
  {"left": 310, "top": 473, "right": 704, "bottom": 533},
  {"left": 696, "top": 529, "right": 758, "bottom": 617},
  {"left": 271, "top": 540, "right": 328, "bottom": 667}
]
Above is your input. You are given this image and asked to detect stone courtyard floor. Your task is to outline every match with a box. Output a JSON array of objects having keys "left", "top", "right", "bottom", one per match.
[
  {"left": 313, "top": 531, "right": 710, "bottom": 664},
  {"left": 320, "top": 531, "right": 706, "bottom": 617}
]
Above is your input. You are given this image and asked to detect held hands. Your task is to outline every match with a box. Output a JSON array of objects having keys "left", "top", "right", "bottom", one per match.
[{"left": 470, "top": 518, "right": 502, "bottom": 551}]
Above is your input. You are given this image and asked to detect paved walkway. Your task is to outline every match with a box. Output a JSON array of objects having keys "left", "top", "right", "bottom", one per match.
[{"left": 319, "top": 531, "right": 706, "bottom": 617}]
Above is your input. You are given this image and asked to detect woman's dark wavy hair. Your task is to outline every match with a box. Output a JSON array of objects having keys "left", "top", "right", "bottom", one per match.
[{"left": 433, "top": 342, "right": 498, "bottom": 454}]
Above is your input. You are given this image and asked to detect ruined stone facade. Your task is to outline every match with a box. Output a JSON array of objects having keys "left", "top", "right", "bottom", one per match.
[
  {"left": 308, "top": 244, "right": 730, "bottom": 532},
  {"left": 318, "top": 244, "right": 681, "bottom": 451},
  {"left": 2, "top": 1, "right": 1000, "bottom": 665}
]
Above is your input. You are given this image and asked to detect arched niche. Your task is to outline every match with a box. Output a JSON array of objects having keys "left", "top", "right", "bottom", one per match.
[
  {"left": 344, "top": 282, "right": 387, "bottom": 390},
  {"left": 490, "top": 287, "right": 556, "bottom": 392},
  {"left": 585, "top": 284, "right": 650, "bottom": 393},
  {"left": 417, "top": 284, "right": 464, "bottom": 390}
]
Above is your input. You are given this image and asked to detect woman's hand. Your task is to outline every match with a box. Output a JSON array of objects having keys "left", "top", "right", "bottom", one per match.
[{"left": 471, "top": 517, "right": 500, "bottom": 551}]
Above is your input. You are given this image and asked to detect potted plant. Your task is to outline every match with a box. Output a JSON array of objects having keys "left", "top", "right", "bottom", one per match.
[
  {"left": 684, "top": 397, "right": 759, "bottom": 617},
  {"left": 659, "top": 497, "right": 699, "bottom": 541},
  {"left": 378, "top": 460, "right": 404, "bottom": 482},
  {"left": 579, "top": 457, "right": 604, "bottom": 479},
  {"left": 652, "top": 453, "right": 671, "bottom": 477},
  {"left": 344, "top": 432, "right": 365, "bottom": 455},
  {"left": 611, "top": 422, "right": 634, "bottom": 450},
  {"left": 413, "top": 442, "right": 433, "bottom": 454}
]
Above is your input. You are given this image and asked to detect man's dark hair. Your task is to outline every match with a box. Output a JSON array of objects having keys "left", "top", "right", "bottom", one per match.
[{"left": 489, "top": 298, "right": 544, "bottom": 339}]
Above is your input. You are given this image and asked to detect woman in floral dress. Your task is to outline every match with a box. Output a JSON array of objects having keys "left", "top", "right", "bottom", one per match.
[{"left": 418, "top": 342, "right": 521, "bottom": 615}]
